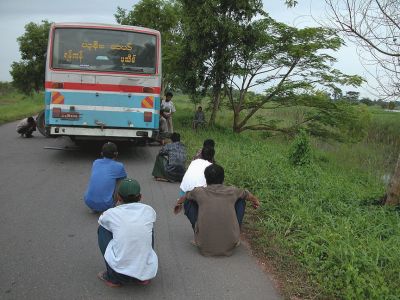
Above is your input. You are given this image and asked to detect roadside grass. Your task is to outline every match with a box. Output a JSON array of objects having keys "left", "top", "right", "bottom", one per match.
[
  {"left": 173, "top": 95, "right": 400, "bottom": 299},
  {"left": 0, "top": 92, "right": 44, "bottom": 124}
]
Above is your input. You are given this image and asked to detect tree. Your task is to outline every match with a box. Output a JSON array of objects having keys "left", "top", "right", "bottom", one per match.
[
  {"left": 360, "top": 97, "right": 374, "bottom": 106},
  {"left": 284, "top": 0, "right": 298, "bottom": 7},
  {"left": 178, "top": 0, "right": 264, "bottom": 126},
  {"left": 10, "top": 20, "right": 51, "bottom": 94},
  {"left": 388, "top": 101, "right": 396, "bottom": 110},
  {"left": 115, "top": 0, "right": 181, "bottom": 94},
  {"left": 225, "top": 17, "right": 364, "bottom": 137},
  {"left": 325, "top": 0, "right": 400, "bottom": 100},
  {"left": 324, "top": 0, "right": 400, "bottom": 205},
  {"left": 343, "top": 91, "right": 360, "bottom": 103}
]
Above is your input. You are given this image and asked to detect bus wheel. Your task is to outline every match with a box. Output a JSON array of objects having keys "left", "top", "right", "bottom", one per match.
[{"left": 36, "top": 110, "right": 51, "bottom": 137}]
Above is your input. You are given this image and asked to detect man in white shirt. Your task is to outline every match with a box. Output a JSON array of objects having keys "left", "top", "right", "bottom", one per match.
[
  {"left": 160, "top": 91, "right": 176, "bottom": 133},
  {"left": 179, "top": 147, "right": 215, "bottom": 229},
  {"left": 97, "top": 178, "right": 158, "bottom": 287}
]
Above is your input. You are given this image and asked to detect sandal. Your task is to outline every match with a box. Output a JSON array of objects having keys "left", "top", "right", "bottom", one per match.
[{"left": 97, "top": 271, "right": 122, "bottom": 288}]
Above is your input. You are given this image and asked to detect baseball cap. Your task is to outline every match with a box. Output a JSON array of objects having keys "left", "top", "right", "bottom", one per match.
[{"left": 118, "top": 178, "right": 141, "bottom": 198}]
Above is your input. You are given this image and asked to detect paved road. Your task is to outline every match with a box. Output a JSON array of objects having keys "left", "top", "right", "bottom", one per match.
[{"left": 0, "top": 121, "right": 280, "bottom": 300}]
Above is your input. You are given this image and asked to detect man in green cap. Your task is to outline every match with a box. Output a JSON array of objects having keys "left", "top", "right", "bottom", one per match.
[{"left": 97, "top": 178, "right": 158, "bottom": 287}]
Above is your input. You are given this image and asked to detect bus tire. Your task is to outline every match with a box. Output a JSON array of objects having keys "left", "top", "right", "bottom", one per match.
[{"left": 36, "top": 110, "right": 51, "bottom": 137}]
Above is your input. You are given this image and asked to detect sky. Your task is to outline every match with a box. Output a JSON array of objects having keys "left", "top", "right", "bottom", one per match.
[{"left": 0, "top": 0, "right": 376, "bottom": 99}]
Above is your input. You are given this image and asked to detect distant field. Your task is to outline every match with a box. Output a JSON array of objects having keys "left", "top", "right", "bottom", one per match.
[{"left": 0, "top": 92, "right": 44, "bottom": 124}]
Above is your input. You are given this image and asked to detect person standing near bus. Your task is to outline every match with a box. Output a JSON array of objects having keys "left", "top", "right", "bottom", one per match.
[
  {"left": 160, "top": 91, "right": 176, "bottom": 133},
  {"left": 84, "top": 142, "right": 127, "bottom": 212}
]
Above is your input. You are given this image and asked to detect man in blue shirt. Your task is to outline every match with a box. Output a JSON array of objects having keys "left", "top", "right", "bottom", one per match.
[{"left": 84, "top": 142, "right": 127, "bottom": 212}]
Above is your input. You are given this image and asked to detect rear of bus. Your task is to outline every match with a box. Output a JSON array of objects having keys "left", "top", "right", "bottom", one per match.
[{"left": 44, "top": 23, "right": 161, "bottom": 141}]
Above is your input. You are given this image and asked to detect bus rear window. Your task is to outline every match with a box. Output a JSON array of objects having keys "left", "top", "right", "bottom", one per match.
[{"left": 51, "top": 28, "right": 157, "bottom": 74}]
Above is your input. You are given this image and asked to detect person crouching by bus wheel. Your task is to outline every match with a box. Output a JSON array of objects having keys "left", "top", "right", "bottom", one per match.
[
  {"left": 160, "top": 91, "right": 176, "bottom": 133},
  {"left": 97, "top": 178, "right": 158, "bottom": 287},
  {"left": 16, "top": 116, "right": 36, "bottom": 138},
  {"left": 152, "top": 132, "right": 186, "bottom": 182},
  {"left": 84, "top": 142, "right": 127, "bottom": 213}
]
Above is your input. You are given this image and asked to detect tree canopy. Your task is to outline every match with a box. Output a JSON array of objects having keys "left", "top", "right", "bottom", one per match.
[
  {"left": 115, "top": 0, "right": 182, "bottom": 93},
  {"left": 225, "top": 16, "right": 364, "bottom": 137},
  {"left": 10, "top": 20, "right": 51, "bottom": 94},
  {"left": 178, "top": 0, "right": 265, "bottom": 125}
]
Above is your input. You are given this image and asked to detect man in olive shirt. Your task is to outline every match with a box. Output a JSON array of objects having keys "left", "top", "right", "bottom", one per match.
[{"left": 174, "top": 164, "right": 260, "bottom": 256}]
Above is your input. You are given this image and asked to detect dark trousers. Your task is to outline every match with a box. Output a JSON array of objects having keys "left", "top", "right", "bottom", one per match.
[
  {"left": 97, "top": 225, "right": 154, "bottom": 284},
  {"left": 184, "top": 198, "right": 246, "bottom": 230},
  {"left": 152, "top": 155, "right": 185, "bottom": 182}
]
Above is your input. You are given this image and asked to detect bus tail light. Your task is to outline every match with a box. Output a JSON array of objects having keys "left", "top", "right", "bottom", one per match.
[
  {"left": 52, "top": 82, "right": 64, "bottom": 89},
  {"left": 144, "top": 112, "right": 152, "bottom": 122},
  {"left": 52, "top": 107, "right": 62, "bottom": 118},
  {"left": 143, "top": 87, "right": 154, "bottom": 93}
]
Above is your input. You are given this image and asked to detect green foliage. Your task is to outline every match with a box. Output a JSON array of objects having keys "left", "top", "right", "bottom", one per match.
[
  {"left": 1, "top": 90, "right": 398, "bottom": 299},
  {"left": 388, "top": 101, "right": 396, "bottom": 110},
  {"left": 0, "top": 91, "right": 43, "bottom": 124},
  {"left": 365, "top": 110, "right": 400, "bottom": 153},
  {"left": 10, "top": 21, "right": 51, "bottom": 94},
  {"left": 289, "top": 130, "right": 312, "bottom": 166},
  {"left": 0, "top": 82, "right": 16, "bottom": 96},
  {"left": 178, "top": 0, "right": 264, "bottom": 124},
  {"left": 226, "top": 16, "right": 365, "bottom": 134},
  {"left": 335, "top": 102, "right": 371, "bottom": 142},
  {"left": 172, "top": 97, "right": 400, "bottom": 299},
  {"left": 231, "top": 92, "right": 371, "bottom": 142},
  {"left": 115, "top": 0, "right": 182, "bottom": 91},
  {"left": 179, "top": 128, "right": 397, "bottom": 299},
  {"left": 342, "top": 90, "right": 360, "bottom": 102}
]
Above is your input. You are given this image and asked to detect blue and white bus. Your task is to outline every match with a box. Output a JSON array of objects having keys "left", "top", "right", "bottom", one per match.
[{"left": 40, "top": 22, "right": 161, "bottom": 142}]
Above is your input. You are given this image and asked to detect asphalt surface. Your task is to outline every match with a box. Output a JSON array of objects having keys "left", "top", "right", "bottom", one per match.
[{"left": 0, "top": 120, "right": 280, "bottom": 300}]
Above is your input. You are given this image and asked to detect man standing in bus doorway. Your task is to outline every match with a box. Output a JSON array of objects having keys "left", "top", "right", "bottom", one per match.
[{"left": 160, "top": 91, "right": 176, "bottom": 133}]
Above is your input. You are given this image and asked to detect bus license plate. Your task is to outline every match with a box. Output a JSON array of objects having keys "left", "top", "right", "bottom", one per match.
[{"left": 61, "top": 112, "right": 80, "bottom": 120}]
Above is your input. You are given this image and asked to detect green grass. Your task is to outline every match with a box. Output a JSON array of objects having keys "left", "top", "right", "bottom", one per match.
[
  {"left": 173, "top": 95, "right": 400, "bottom": 299},
  {"left": 0, "top": 92, "right": 44, "bottom": 124},
  {"left": 3, "top": 90, "right": 400, "bottom": 299}
]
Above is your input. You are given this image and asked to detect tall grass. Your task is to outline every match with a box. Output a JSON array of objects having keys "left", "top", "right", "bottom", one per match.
[
  {"left": 173, "top": 95, "right": 400, "bottom": 299},
  {"left": 0, "top": 92, "right": 44, "bottom": 124}
]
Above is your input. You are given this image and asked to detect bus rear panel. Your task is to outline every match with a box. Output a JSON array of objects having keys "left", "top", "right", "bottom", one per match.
[{"left": 44, "top": 23, "right": 161, "bottom": 141}]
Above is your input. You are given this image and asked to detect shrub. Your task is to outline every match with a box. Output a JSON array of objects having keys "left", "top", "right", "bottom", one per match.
[{"left": 289, "top": 130, "right": 312, "bottom": 166}]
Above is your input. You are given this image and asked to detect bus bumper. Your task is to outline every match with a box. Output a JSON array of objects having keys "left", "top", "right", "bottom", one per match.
[{"left": 50, "top": 126, "right": 157, "bottom": 139}]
